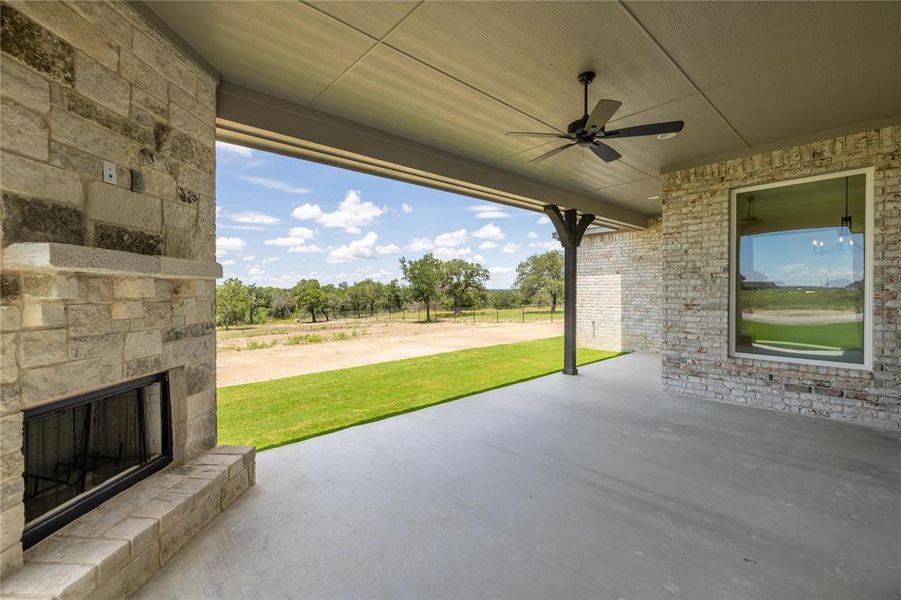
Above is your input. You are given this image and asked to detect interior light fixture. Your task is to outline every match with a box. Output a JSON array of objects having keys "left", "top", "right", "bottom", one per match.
[
  {"left": 657, "top": 132, "right": 678, "bottom": 140},
  {"left": 812, "top": 177, "right": 861, "bottom": 255},
  {"left": 647, "top": 195, "right": 660, "bottom": 200}
]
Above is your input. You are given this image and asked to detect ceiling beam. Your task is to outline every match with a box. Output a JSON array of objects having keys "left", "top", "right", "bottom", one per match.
[{"left": 217, "top": 82, "right": 649, "bottom": 230}]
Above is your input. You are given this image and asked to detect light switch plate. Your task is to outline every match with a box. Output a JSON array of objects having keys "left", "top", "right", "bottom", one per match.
[
  {"left": 130, "top": 169, "right": 144, "bottom": 193},
  {"left": 103, "top": 161, "right": 117, "bottom": 184}
]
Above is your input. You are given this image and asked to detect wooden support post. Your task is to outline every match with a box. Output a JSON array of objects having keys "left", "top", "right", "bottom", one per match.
[{"left": 543, "top": 205, "right": 595, "bottom": 376}]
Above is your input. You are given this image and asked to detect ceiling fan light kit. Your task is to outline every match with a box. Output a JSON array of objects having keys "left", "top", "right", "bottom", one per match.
[{"left": 507, "top": 70, "right": 685, "bottom": 165}]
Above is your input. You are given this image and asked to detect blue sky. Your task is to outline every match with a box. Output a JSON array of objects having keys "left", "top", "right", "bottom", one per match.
[
  {"left": 215, "top": 141, "right": 559, "bottom": 289},
  {"left": 740, "top": 228, "right": 864, "bottom": 287}
]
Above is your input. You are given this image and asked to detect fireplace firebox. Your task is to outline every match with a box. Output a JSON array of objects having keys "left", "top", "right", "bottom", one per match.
[{"left": 22, "top": 373, "right": 172, "bottom": 548}]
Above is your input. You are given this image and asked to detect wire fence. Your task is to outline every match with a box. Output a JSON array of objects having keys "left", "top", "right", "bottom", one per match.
[{"left": 290, "top": 305, "right": 565, "bottom": 325}]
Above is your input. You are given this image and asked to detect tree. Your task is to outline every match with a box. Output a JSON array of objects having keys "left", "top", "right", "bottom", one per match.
[
  {"left": 514, "top": 251, "right": 564, "bottom": 311},
  {"left": 291, "top": 279, "right": 327, "bottom": 322},
  {"left": 357, "top": 279, "right": 382, "bottom": 315},
  {"left": 400, "top": 254, "right": 443, "bottom": 322},
  {"left": 216, "top": 278, "right": 249, "bottom": 330},
  {"left": 381, "top": 279, "right": 406, "bottom": 312},
  {"left": 489, "top": 289, "right": 520, "bottom": 309},
  {"left": 441, "top": 259, "right": 489, "bottom": 313},
  {"left": 320, "top": 284, "right": 342, "bottom": 321},
  {"left": 246, "top": 284, "right": 272, "bottom": 325},
  {"left": 270, "top": 289, "right": 294, "bottom": 320}
]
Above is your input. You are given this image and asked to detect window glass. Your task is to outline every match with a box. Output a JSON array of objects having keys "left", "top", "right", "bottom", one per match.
[{"left": 733, "top": 173, "right": 866, "bottom": 365}]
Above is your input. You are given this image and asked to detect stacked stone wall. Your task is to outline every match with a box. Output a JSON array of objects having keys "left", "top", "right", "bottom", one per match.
[{"left": 0, "top": 0, "right": 219, "bottom": 575}]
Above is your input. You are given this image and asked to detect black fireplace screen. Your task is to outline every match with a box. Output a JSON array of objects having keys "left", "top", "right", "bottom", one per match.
[{"left": 23, "top": 373, "right": 171, "bottom": 547}]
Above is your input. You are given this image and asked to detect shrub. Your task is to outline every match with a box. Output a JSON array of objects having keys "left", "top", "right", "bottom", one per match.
[{"left": 284, "top": 334, "right": 324, "bottom": 346}]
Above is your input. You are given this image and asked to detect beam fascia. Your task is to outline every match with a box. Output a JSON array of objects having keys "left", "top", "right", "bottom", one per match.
[{"left": 217, "top": 82, "right": 647, "bottom": 230}]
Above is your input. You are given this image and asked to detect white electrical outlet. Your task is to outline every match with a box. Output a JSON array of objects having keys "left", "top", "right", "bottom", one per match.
[{"left": 103, "top": 161, "right": 117, "bottom": 184}]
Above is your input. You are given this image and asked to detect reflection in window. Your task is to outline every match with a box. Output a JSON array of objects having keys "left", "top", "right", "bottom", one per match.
[{"left": 733, "top": 173, "right": 866, "bottom": 365}]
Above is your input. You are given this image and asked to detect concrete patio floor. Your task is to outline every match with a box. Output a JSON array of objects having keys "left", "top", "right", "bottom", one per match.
[{"left": 136, "top": 354, "right": 900, "bottom": 599}]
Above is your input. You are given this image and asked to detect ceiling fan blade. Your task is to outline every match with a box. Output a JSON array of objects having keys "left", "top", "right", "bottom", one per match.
[
  {"left": 527, "top": 143, "right": 575, "bottom": 164},
  {"left": 585, "top": 99, "right": 622, "bottom": 133},
  {"left": 506, "top": 131, "right": 569, "bottom": 139},
  {"left": 589, "top": 140, "right": 621, "bottom": 163},
  {"left": 602, "top": 120, "right": 684, "bottom": 139}
]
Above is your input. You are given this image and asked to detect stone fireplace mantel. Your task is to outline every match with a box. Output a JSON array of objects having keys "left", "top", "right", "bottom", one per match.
[{"left": 1, "top": 244, "right": 223, "bottom": 281}]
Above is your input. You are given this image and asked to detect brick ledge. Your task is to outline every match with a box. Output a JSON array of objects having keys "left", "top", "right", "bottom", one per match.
[
  {"left": 0, "top": 445, "right": 255, "bottom": 599},
  {"left": 1, "top": 243, "right": 223, "bottom": 280}
]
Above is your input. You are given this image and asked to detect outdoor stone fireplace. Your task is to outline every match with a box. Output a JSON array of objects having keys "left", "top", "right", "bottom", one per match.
[
  {"left": 22, "top": 372, "right": 172, "bottom": 548},
  {"left": 0, "top": 0, "right": 256, "bottom": 595}
]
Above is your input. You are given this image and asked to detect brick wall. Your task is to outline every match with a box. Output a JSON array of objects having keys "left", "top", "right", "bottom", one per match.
[
  {"left": 577, "top": 222, "right": 662, "bottom": 353},
  {"left": 0, "top": 0, "right": 219, "bottom": 575},
  {"left": 662, "top": 126, "right": 900, "bottom": 430}
]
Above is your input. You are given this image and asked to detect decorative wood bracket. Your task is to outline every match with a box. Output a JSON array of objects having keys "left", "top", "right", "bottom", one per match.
[{"left": 542, "top": 205, "right": 595, "bottom": 248}]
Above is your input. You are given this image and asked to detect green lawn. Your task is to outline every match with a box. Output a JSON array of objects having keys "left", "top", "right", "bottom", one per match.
[
  {"left": 218, "top": 337, "right": 621, "bottom": 450},
  {"left": 740, "top": 288, "right": 862, "bottom": 312},
  {"left": 741, "top": 320, "right": 862, "bottom": 349}
]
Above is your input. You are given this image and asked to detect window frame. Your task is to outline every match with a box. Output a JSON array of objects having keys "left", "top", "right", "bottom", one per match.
[{"left": 728, "top": 167, "right": 874, "bottom": 371}]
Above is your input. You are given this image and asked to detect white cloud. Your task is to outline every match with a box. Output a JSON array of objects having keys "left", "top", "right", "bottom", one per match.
[
  {"left": 218, "top": 224, "right": 264, "bottom": 231},
  {"left": 468, "top": 205, "right": 511, "bottom": 219},
  {"left": 405, "top": 238, "right": 434, "bottom": 252},
  {"left": 229, "top": 211, "right": 280, "bottom": 225},
  {"left": 292, "top": 190, "right": 385, "bottom": 234},
  {"left": 309, "top": 265, "right": 398, "bottom": 284},
  {"left": 479, "top": 241, "right": 498, "bottom": 250},
  {"left": 434, "top": 228, "right": 467, "bottom": 247},
  {"left": 262, "top": 257, "right": 279, "bottom": 263},
  {"left": 472, "top": 223, "right": 505, "bottom": 241},
  {"left": 288, "top": 226, "right": 316, "bottom": 240},
  {"left": 434, "top": 247, "right": 472, "bottom": 259},
  {"left": 263, "top": 227, "right": 317, "bottom": 248},
  {"left": 488, "top": 265, "right": 516, "bottom": 287},
  {"left": 247, "top": 266, "right": 264, "bottom": 276},
  {"left": 241, "top": 255, "right": 256, "bottom": 261},
  {"left": 527, "top": 231, "right": 538, "bottom": 239},
  {"left": 291, "top": 204, "right": 322, "bottom": 220},
  {"left": 215, "top": 236, "right": 246, "bottom": 255},
  {"left": 501, "top": 242, "right": 521, "bottom": 254},
  {"left": 240, "top": 175, "right": 311, "bottom": 195},
  {"left": 401, "top": 203, "right": 413, "bottom": 214},
  {"left": 216, "top": 141, "right": 254, "bottom": 157},
  {"left": 287, "top": 244, "right": 325, "bottom": 254},
  {"left": 221, "top": 260, "right": 235, "bottom": 266},
  {"left": 327, "top": 232, "right": 399, "bottom": 263},
  {"left": 530, "top": 241, "right": 560, "bottom": 251},
  {"left": 473, "top": 254, "right": 486, "bottom": 264},
  {"left": 537, "top": 215, "right": 551, "bottom": 225}
]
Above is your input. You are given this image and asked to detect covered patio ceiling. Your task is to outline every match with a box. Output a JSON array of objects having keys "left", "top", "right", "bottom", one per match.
[{"left": 140, "top": 1, "right": 900, "bottom": 228}]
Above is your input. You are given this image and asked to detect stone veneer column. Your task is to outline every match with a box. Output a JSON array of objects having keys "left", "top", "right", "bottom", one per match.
[
  {"left": 661, "top": 126, "right": 900, "bottom": 430},
  {"left": 0, "top": 0, "right": 219, "bottom": 575}
]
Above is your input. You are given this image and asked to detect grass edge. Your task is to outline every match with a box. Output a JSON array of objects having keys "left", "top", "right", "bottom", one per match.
[{"left": 247, "top": 351, "right": 626, "bottom": 452}]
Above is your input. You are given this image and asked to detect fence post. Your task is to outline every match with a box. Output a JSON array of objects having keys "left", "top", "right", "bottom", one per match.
[
  {"left": 551, "top": 308, "right": 553, "bottom": 324},
  {"left": 472, "top": 307, "right": 475, "bottom": 323},
  {"left": 522, "top": 306, "right": 525, "bottom": 323},
  {"left": 496, "top": 308, "right": 499, "bottom": 323}
]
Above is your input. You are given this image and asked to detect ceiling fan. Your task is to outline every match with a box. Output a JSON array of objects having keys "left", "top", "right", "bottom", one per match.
[{"left": 507, "top": 71, "right": 684, "bottom": 164}]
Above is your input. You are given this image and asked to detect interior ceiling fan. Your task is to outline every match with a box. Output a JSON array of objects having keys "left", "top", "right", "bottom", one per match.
[{"left": 507, "top": 71, "right": 684, "bottom": 164}]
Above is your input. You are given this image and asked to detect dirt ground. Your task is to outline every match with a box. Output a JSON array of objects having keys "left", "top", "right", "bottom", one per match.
[{"left": 217, "top": 320, "right": 563, "bottom": 387}]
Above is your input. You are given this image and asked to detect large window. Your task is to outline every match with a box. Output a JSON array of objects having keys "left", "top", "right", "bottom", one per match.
[{"left": 730, "top": 169, "right": 872, "bottom": 368}]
